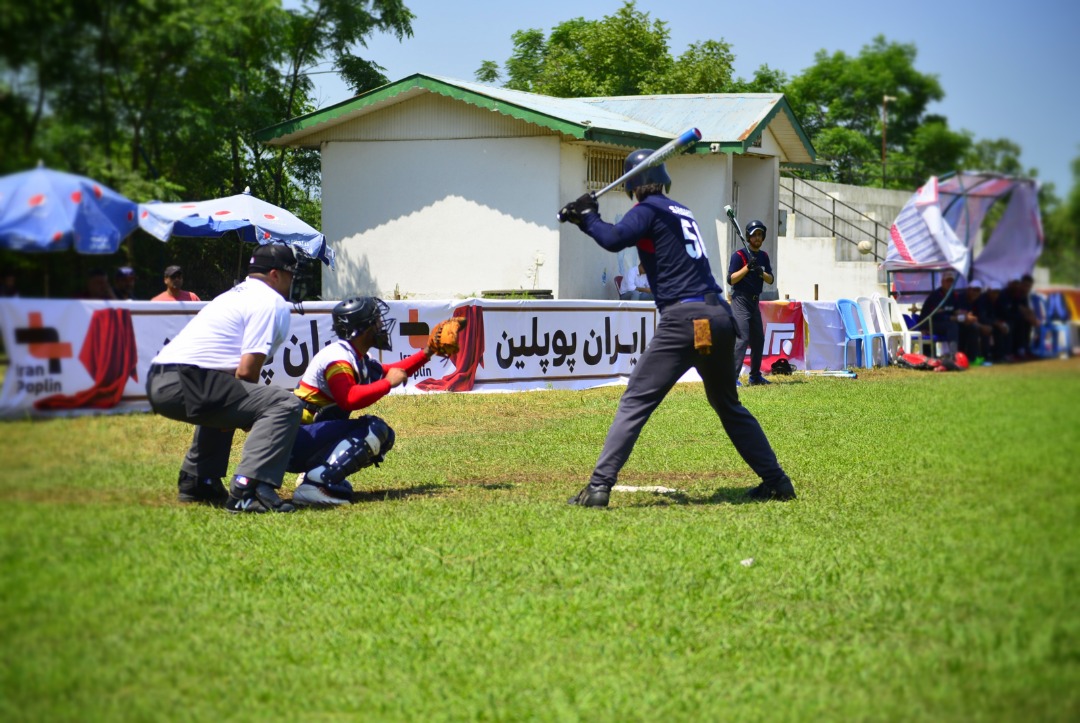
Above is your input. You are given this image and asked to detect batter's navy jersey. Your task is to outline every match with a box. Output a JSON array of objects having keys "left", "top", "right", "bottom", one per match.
[
  {"left": 728, "top": 249, "right": 772, "bottom": 296},
  {"left": 580, "top": 195, "right": 722, "bottom": 308}
]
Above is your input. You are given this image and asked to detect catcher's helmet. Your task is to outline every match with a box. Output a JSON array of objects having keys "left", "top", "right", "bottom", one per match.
[
  {"left": 623, "top": 149, "right": 672, "bottom": 198},
  {"left": 332, "top": 296, "right": 396, "bottom": 351},
  {"left": 745, "top": 220, "right": 767, "bottom": 239}
]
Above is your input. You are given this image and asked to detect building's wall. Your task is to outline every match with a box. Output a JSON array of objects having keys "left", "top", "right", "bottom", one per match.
[
  {"left": 321, "top": 134, "right": 562, "bottom": 300},
  {"left": 555, "top": 150, "right": 735, "bottom": 299}
]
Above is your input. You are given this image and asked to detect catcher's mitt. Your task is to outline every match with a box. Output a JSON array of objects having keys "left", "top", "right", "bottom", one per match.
[{"left": 427, "top": 316, "right": 467, "bottom": 357}]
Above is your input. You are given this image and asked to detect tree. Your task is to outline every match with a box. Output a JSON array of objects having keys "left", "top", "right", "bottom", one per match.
[
  {"left": 0, "top": 0, "right": 415, "bottom": 297},
  {"left": 813, "top": 127, "right": 878, "bottom": 186},
  {"left": 476, "top": 1, "right": 746, "bottom": 97},
  {"left": 1043, "top": 152, "right": 1080, "bottom": 285}
]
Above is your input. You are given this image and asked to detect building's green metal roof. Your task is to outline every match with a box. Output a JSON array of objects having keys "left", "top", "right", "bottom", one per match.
[{"left": 255, "top": 73, "right": 815, "bottom": 162}]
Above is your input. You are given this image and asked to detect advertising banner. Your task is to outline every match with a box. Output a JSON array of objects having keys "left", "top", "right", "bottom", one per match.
[{"left": 1, "top": 297, "right": 806, "bottom": 419}]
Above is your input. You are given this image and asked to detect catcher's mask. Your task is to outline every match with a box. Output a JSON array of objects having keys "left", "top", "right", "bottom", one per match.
[
  {"left": 332, "top": 296, "right": 396, "bottom": 351},
  {"left": 623, "top": 148, "right": 672, "bottom": 198}
]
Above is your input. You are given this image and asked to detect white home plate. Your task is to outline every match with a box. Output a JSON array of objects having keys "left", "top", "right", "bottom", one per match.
[{"left": 612, "top": 485, "right": 681, "bottom": 494}]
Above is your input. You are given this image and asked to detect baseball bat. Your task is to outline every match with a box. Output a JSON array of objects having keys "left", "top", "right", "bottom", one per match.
[
  {"left": 557, "top": 127, "right": 702, "bottom": 222},
  {"left": 723, "top": 204, "right": 756, "bottom": 261}
]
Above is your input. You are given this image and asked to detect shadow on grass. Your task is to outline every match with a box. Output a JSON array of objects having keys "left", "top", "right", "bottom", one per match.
[
  {"left": 615, "top": 485, "right": 764, "bottom": 507},
  {"left": 350, "top": 483, "right": 447, "bottom": 503}
]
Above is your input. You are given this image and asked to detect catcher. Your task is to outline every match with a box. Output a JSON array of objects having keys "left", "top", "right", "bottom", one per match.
[{"left": 287, "top": 295, "right": 465, "bottom": 507}]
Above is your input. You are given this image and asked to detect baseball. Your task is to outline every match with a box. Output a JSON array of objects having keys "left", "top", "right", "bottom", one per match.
[{"left": 857, "top": 240, "right": 873, "bottom": 255}]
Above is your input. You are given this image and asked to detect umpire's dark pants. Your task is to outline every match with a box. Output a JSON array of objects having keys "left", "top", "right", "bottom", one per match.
[
  {"left": 731, "top": 292, "right": 763, "bottom": 377},
  {"left": 590, "top": 298, "right": 787, "bottom": 489},
  {"left": 147, "top": 365, "right": 303, "bottom": 487}
]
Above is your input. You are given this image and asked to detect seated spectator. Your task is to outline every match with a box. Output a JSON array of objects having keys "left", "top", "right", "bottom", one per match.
[
  {"left": 996, "top": 278, "right": 1038, "bottom": 360},
  {"left": 113, "top": 266, "right": 137, "bottom": 299},
  {"left": 619, "top": 262, "right": 653, "bottom": 301},
  {"left": 957, "top": 279, "right": 992, "bottom": 362},
  {"left": 151, "top": 265, "right": 201, "bottom": 302},
  {"left": 919, "top": 272, "right": 959, "bottom": 354},
  {"left": 976, "top": 284, "right": 1011, "bottom": 362},
  {"left": 79, "top": 269, "right": 117, "bottom": 300}
]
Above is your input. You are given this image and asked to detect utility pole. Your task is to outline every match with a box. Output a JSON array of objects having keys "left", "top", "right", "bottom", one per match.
[{"left": 882, "top": 95, "right": 897, "bottom": 187}]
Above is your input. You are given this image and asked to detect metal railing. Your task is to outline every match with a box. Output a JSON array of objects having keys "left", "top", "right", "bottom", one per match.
[{"left": 779, "top": 174, "right": 893, "bottom": 261}]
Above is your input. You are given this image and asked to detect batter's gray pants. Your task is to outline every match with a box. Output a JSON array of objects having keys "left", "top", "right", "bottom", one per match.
[
  {"left": 731, "top": 293, "right": 764, "bottom": 377},
  {"left": 590, "top": 299, "right": 786, "bottom": 489},
  {"left": 147, "top": 367, "right": 303, "bottom": 487}
]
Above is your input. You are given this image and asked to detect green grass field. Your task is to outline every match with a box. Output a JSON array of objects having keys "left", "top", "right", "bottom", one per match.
[{"left": 2, "top": 360, "right": 1079, "bottom": 721}]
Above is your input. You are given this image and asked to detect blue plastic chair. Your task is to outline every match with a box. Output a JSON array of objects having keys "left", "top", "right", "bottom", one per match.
[{"left": 837, "top": 298, "right": 889, "bottom": 368}]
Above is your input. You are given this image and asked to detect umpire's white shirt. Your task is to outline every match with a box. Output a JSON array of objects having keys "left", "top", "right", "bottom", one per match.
[{"left": 152, "top": 277, "right": 291, "bottom": 371}]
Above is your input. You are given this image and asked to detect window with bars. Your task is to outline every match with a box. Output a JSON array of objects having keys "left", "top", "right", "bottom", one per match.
[{"left": 586, "top": 148, "right": 628, "bottom": 192}]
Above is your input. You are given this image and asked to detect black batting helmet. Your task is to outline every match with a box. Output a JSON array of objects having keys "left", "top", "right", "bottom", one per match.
[
  {"left": 745, "top": 220, "right": 767, "bottom": 239},
  {"left": 623, "top": 149, "right": 672, "bottom": 198},
  {"left": 332, "top": 296, "right": 396, "bottom": 351}
]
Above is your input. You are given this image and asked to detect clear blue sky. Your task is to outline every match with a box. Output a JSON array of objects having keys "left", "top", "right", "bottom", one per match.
[{"left": 296, "top": 0, "right": 1079, "bottom": 195}]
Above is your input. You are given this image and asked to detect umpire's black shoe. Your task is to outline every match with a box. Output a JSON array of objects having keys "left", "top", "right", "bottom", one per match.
[
  {"left": 568, "top": 483, "right": 610, "bottom": 507},
  {"left": 746, "top": 475, "right": 796, "bottom": 502},
  {"left": 177, "top": 471, "right": 229, "bottom": 507},
  {"left": 227, "top": 476, "right": 296, "bottom": 513}
]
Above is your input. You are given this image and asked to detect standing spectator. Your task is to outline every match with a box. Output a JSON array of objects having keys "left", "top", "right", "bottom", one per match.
[
  {"left": 728, "top": 219, "right": 774, "bottom": 385},
  {"left": 79, "top": 269, "right": 117, "bottom": 300},
  {"left": 151, "top": 265, "right": 202, "bottom": 302},
  {"left": 145, "top": 243, "right": 304, "bottom": 512},
  {"left": 558, "top": 148, "right": 795, "bottom": 506},
  {"left": 113, "top": 266, "right": 137, "bottom": 300},
  {"left": 619, "top": 262, "right": 653, "bottom": 300},
  {"left": 0, "top": 271, "right": 18, "bottom": 297}
]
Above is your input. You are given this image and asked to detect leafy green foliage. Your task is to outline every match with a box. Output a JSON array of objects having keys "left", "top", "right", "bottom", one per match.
[
  {"left": 0, "top": 0, "right": 413, "bottom": 298},
  {"left": 1, "top": 363, "right": 1079, "bottom": 718}
]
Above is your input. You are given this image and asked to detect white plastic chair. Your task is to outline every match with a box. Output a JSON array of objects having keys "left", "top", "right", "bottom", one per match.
[
  {"left": 877, "top": 292, "right": 927, "bottom": 355},
  {"left": 859, "top": 295, "right": 904, "bottom": 361}
]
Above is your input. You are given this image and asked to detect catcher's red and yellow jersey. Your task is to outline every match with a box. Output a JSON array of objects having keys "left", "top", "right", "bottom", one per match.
[{"left": 294, "top": 340, "right": 372, "bottom": 423}]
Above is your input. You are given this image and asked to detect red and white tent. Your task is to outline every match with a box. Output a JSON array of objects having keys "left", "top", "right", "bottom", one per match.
[{"left": 885, "top": 171, "right": 1043, "bottom": 298}]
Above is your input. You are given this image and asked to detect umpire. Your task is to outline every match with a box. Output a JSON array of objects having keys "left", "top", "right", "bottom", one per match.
[
  {"left": 728, "top": 219, "right": 774, "bottom": 385},
  {"left": 147, "top": 243, "right": 305, "bottom": 513},
  {"left": 559, "top": 150, "right": 795, "bottom": 506}
]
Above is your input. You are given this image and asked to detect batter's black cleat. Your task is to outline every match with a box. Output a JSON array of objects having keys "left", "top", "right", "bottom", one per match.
[
  {"left": 226, "top": 476, "right": 296, "bottom": 513},
  {"left": 177, "top": 471, "right": 228, "bottom": 507},
  {"left": 748, "top": 374, "right": 771, "bottom": 386},
  {"left": 746, "top": 475, "right": 796, "bottom": 502},
  {"left": 568, "top": 483, "right": 610, "bottom": 507}
]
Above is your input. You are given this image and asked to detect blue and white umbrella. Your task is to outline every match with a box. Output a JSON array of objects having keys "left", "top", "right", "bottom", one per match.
[
  {"left": 139, "top": 187, "right": 334, "bottom": 267},
  {"left": 0, "top": 164, "right": 138, "bottom": 254}
]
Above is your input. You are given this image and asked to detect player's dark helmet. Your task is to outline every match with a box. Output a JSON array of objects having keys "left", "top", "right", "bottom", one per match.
[
  {"left": 745, "top": 220, "right": 767, "bottom": 239},
  {"left": 332, "top": 296, "right": 396, "bottom": 351},
  {"left": 623, "top": 148, "right": 672, "bottom": 198}
]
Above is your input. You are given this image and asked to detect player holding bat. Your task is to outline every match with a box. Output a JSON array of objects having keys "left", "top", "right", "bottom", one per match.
[{"left": 559, "top": 148, "right": 796, "bottom": 506}]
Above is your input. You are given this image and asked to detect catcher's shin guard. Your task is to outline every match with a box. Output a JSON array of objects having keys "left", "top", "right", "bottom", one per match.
[{"left": 305, "top": 418, "right": 394, "bottom": 487}]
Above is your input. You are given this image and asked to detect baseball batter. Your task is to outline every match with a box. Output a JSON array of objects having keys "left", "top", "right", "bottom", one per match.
[
  {"left": 728, "top": 219, "right": 775, "bottom": 385},
  {"left": 559, "top": 150, "right": 796, "bottom": 506}
]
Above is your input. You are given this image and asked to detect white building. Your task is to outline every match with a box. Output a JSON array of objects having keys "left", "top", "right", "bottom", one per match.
[{"left": 258, "top": 74, "right": 817, "bottom": 301}]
